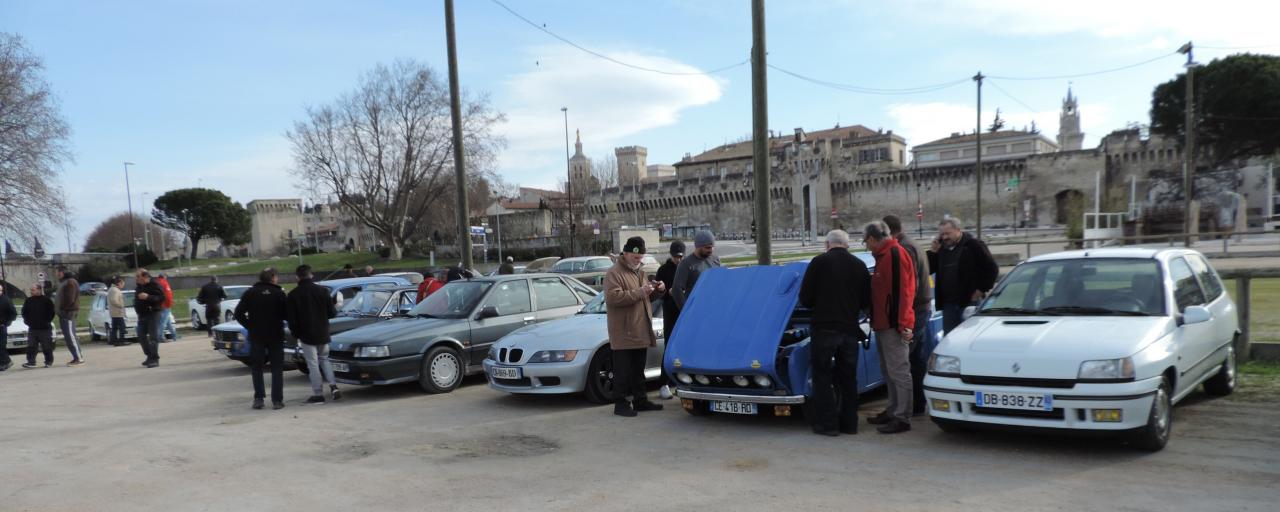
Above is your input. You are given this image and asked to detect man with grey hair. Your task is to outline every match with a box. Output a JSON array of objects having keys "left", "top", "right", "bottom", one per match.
[
  {"left": 927, "top": 217, "right": 998, "bottom": 333},
  {"left": 799, "top": 229, "right": 871, "bottom": 436},
  {"left": 864, "top": 221, "right": 917, "bottom": 434},
  {"left": 671, "top": 230, "right": 721, "bottom": 311}
]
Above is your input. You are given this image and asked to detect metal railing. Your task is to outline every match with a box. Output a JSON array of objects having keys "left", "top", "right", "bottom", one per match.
[
  {"left": 1218, "top": 267, "right": 1280, "bottom": 360},
  {"left": 982, "top": 229, "right": 1280, "bottom": 262}
]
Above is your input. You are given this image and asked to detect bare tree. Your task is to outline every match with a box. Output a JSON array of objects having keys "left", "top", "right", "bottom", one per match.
[
  {"left": 591, "top": 153, "right": 618, "bottom": 191},
  {"left": 287, "top": 60, "right": 505, "bottom": 259},
  {"left": 85, "top": 212, "right": 154, "bottom": 251},
  {"left": 0, "top": 33, "right": 71, "bottom": 243}
]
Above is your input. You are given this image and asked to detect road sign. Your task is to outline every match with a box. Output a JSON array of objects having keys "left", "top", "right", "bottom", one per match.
[
  {"left": 829, "top": 207, "right": 838, "bottom": 219},
  {"left": 469, "top": 226, "right": 485, "bottom": 236},
  {"left": 1007, "top": 178, "right": 1020, "bottom": 188},
  {"left": 916, "top": 202, "right": 924, "bottom": 220},
  {"left": 37, "top": 271, "right": 46, "bottom": 280}
]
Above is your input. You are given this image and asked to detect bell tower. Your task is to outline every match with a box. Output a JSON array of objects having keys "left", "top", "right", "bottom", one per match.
[{"left": 1057, "top": 85, "right": 1084, "bottom": 151}]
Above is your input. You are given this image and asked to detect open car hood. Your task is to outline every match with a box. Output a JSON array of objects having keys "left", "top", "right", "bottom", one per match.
[{"left": 664, "top": 262, "right": 807, "bottom": 375}]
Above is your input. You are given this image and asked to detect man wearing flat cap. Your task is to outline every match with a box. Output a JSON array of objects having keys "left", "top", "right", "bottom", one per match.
[
  {"left": 604, "top": 236, "right": 666, "bottom": 417},
  {"left": 671, "top": 230, "right": 721, "bottom": 311}
]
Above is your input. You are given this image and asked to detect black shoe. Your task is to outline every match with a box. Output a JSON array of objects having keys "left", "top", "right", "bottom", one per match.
[
  {"left": 44, "top": 362, "right": 53, "bottom": 368},
  {"left": 272, "top": 402, "right": 285, "bottom": 410},
  {"left": 876, "top": 420, "right": 912, "bottom": 434},
  {"left": 0, "top": 362, "right": 11, "bottom": 371},
  {"left": 144, "top": 360, "right": 159, "bottom": 368},
  {"left": 22, "top": 362, "right": 37, "bottom": 369},
  {"left": 330, "top": 386, "right": 342, "bottom": 401},
  {"left": 634, "top": 400, "right": 664, "bottom": 412},
  {"left": 305, "top": 395, "right": 326, "bottom": 405},
  {"left": 252, "top": 399, "right": 264, "bottom": 410},
  {"left": 812, "top": 428, "right": 840, "bottom": 437},
  {"left": 867, "top": 412, "right": 893, "bottom": 425},
  {"left": 614, "top": 402, "right": 637, "bottom": 417}
]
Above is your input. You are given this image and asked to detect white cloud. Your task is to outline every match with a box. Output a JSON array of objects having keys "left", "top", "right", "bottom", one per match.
[
  {"left": 493, "top": 46, "right": 724, "bottom": 189},
  {"left": 886, "top": 101, "right": 1111, "bottom": 152}
]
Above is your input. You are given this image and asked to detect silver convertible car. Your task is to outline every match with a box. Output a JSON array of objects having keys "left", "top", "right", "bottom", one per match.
[{"left": 483, "top": 293, "right": 665, "bottom": 403}]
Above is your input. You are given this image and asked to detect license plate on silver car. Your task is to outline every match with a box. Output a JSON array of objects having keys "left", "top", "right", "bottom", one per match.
[
  {"left": 490, "top": 366, "right": 521, "bottom": 379},
  {"left": 331, "top": 362, "right": 350, "bottom": 373},
  {"left": 711, "top": 401, "right": 758, "bottom": 415},
  {"left": 975, "top": 391, "right": 1053, "bottom": 411}
]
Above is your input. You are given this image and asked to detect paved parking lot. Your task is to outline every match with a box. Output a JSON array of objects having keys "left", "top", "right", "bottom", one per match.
[{"left": 2, "top": 339, "right": 1277, "bottom": 511}]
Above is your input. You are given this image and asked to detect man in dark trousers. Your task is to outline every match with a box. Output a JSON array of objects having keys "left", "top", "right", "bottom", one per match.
[
  {"left": 865, "top": 221, "right": 917, "bottom": 434},
  {"left": 197, "top": 276, "right": 227, "bottom": 336},
  {"left": 287, "top": 264, "right": 340, "bottom": 404},
  {"left": 133, "top": 269, "right": 166, "bottom": 368},
  {"left": 884, "top": 215, "right": 933, "bottom": 416},
  {"left": 21, "top": 284, "right": 56, "bottom": 369},
  {"left": 798, "top": 230, "right": 871, "bottom": 436},
  {"left": 603, "top": 237, "right": 665, "bottom": 417},
  {"left": 927, "top": 217, "right": 998, "bottom": 334},
  {"left": 234, "top": 268, "right": 288, "bottom": 410},
  {"left": 55, "top": 266, "right": 84, "bottom": 366},
  {"left": 0, "top": 283, "right": 17, "bottom": 371},
  {"left": 654, "top": 240, "right": 685, "bottom": 400}
]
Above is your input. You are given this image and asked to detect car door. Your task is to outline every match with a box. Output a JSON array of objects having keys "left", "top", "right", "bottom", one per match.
[
  {"left": 90, "top": 295, "right": 106, "bottom": 333},
  {"left": 1167, "top": 257, "right": 1212, "bottom": 394},
  {"left": 466, "top": 279, "right": 533, "bottom": 364},
  {"left": 1187, "top": 255, "right": 1236, "bottom": 368},
  {"left": 858, "top": 321, "right": 882, "bottom": 392},
  {"left": 531, "top": 277, "right": 584, "bottom": 322}
]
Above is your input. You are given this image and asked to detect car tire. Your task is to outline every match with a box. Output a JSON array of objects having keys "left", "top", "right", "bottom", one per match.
[
  {"left": 932, "top": 417, "right": 969, "bottom": 434},
  {"left": 90, "top": 325, "right": 102, "bottom": 341},
  {"left": 583, "top": 348, "right": 615, "bottom": 404},
  {"left": 419, "top": 345, "right": 463, "bottom": 394},
  {"left": 1203, "top": 344, "right": 1237, "bottom": 396},
  {"left": 191, "top": 310, "right": 203, "bottom": 330},
  {"left": 1132, "top": 379, "right": 1172, "bottom": 452}
]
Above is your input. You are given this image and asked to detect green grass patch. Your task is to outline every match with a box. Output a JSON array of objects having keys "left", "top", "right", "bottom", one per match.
[
  {"left": 1231, "top": 359, "right": 1280, "bottom": 402},
  {"left": 1230, "top": 278, "right": 1279, "bottom": 343}
]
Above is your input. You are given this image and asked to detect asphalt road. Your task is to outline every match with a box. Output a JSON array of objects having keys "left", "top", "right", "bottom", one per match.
[{"left": 2, "top": 339, "right": 1277, "bottom": 512}]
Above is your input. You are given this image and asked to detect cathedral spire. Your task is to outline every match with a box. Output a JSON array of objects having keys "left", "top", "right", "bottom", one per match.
[
  {"left": 1057, "top": 84, "right": 1084, "bottom": 151},
  {"left": 573, "top": 129, "right": 583, "bottom": 157}
]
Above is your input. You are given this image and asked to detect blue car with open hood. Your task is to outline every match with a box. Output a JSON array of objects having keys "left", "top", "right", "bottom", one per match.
[{"left": 664, "top": 258, "right": 943, "bottom": 419}]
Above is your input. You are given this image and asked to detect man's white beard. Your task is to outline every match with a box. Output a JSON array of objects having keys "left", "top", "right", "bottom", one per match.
[{"left": 627, "top": 259, "right": 642, "bottom": 271}]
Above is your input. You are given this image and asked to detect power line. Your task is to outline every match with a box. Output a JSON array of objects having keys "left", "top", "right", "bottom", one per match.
[
  {"left": 987, "top": 51, "right": 1180, "bottom": 81},
  {"left": 768, "top": 64, "right": 971, "bottom": 95},
  {"left": 986, "top": 79, "right": 1040, "bottom": 114},
  {"left": 487, "top": 0, "right": 748, "bottom": 76}
]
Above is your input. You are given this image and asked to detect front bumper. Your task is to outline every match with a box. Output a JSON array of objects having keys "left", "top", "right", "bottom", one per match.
[
  {"left": 923, "top": 374, "right": 1161, "bottom": 431},
  {"left": 330, "top": 355, "right": 420, "bottom": 386},
  {"left": 482, "top": 357, "right": 591, "bottom": 395},
  {"left": 676, "top": 389, "right": 806, "bottom": 405}
]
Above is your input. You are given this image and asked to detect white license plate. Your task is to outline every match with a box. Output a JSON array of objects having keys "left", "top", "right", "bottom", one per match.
[
  {"left": 710, "top": 401, "right": 758, "bottom": 415},
  {"left": 490, "top": 366, "right": 522, "bottom": 379},
  {"left": 331, "top": 362, "right": 350, "bottom": 373},
  {"left": 975, "top": 391, "right": 1053, "bottom": 411}
]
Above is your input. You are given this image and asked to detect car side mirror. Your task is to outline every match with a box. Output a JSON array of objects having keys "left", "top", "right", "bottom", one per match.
[
  {"left": 476, "top": 305, "right": 500, "bottom": 320},
  {"left": 1181, "top": 305, "right": 1212, "bottom": 326},
  {"left": 397, "top": 303, "right": 414, "bottom": 316},
  {"left": 962, "top": 306, "right": 977, "bottom": 320}
]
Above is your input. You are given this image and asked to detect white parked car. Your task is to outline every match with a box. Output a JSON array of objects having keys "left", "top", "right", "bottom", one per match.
[
  {"left": 4, "top": 313, "right": 29, "bottom": 352},
  {"left": 188, "top": 285, "right": 251, "bottom": 330},
  {"left": 924, "top": 248, "right": 1238, "bottom": 451},
  {"left": 88, "top": 291, "right": 139, "bottom": 340}
]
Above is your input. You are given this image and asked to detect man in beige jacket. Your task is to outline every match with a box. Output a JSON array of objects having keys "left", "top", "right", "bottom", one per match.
[
  {"left": 107, "top": 276, "right": 128, "bottom": 346},
  {"left": 604, "top": 236, "right": 665, "bottom": 417}
]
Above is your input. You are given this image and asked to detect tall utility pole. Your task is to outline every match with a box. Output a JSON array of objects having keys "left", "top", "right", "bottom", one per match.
[
  {"left": 444, "top": 0, "right": 472, "bottom": 269},
  {"left": 562, "top": 107, "right": 575, "bottom": 257},
  {"left": 751, "top": 0, "right": 771, "bottom": 265},
  {"left": 123, "top": 162, "right": 138, "bottom": 266},
  {"left": 1179, "top": 42, "right": 1197, "bottom": 247},
  {"left": 973, "top": 72, "right": 985, "bottom": 240}
]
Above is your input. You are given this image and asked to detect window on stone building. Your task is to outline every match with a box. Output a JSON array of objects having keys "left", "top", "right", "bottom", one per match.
[{"left": 1011, "top": 142, "right": 1032, "bottom": 152}]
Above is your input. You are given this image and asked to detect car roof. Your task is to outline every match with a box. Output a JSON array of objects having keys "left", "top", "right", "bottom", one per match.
[
  {"left": 453, "top": 272, "right": 568, "bottom": 283},
  {"left": 317, "top": 276, "right": 410, "bottom": 288},
  {"left": 1023, "top": 247, "right": 1200, "bottom": 264},
  {"left": 555, "top": 256, "right": 610, "bottom": 263}
]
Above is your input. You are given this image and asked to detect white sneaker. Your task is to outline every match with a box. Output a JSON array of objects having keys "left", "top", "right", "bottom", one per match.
[{"left": 659, "top": 385, "right": 673, "bottom": 400}]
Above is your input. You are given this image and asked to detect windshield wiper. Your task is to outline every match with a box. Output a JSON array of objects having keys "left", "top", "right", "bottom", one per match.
[
  {"left": 979, "top": 307, "right": 1052, "bottom": 316},
  {"left": 1039, "top": 305, "right": 1150, "bottom": 316}
]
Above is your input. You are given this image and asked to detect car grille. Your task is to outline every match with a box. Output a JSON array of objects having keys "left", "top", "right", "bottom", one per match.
[
  {"left": 973, "top": 406, "right": 1066, "bottom": 420},
  {"left": 495, "top": 377, "right": 532, "bottom": 387},
  {"left": 960, "top": 375, "right": 1076, "bottom": 389},
  {"left": 497, "top": 348, "right": 525, "bottom": 364},
  {"left": 330, "top": 350, "right": 354, "bottom": 360},
  {"left": 214, "top": 331, "right": 240, "bottom": 342}
]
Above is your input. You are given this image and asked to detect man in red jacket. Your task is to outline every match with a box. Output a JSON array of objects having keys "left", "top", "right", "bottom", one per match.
[
  {"left": 415, "top": 268, "right": 444, "bottom": 304},
  {"left": 863, "top": 220, "right": 916, "bottom": 434}
]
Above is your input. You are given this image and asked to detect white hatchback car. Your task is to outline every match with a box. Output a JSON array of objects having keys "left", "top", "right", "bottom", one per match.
[
  {"left": 188, "top": 285, "right": 251, "bottom": 330},
  {"left": 924, "top": 248, "right": 1238, "bottom": 451},
  {"left": 88, "top": 290, "right": 138, "bottom": 340}
]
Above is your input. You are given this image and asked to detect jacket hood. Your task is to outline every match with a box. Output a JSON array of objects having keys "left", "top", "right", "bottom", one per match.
[{"left": 937, "top": 315, "right": 1173, "bottom": 378}]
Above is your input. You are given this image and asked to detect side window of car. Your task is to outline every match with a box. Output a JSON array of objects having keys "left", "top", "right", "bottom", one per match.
[
  {"left": 1169, "top": 258, "right": 1206, "bottom": 312},
  {"left": 566, "top": 278, "right": 596, "bottom": 302},
  {"left": 532, "top": 277, "right": 578, "bottom": 310},
  {"left": 589, "top": 259, "right": 611, "bottom": 270},
  {"left": 1187, "top": 256, "right": 1224, "bottom": 301},
  {"left": 94, "top": 295, "right": 105, "bottom": 309},
  {"left": 484, "top": 280, "right": 531, "bottom": 316}
]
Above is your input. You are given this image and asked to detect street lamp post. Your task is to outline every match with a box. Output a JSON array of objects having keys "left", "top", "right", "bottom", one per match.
[
  {"left": 561, "top": 107, "right": 575, "bottom": 257},
  {"left": 123, "top": 162, "right": 138, "bottom": 266}
]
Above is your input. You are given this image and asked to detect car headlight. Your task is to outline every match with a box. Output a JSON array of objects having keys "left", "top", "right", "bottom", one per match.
[
  {"left": 928, "top": 354, "right": 961, "bottom": 375},
  {"left": 676, "top": 372, "right": 693, "bottom": 384},
  {"left": 752, "top": 375, "right": 772, "bottom": 388},
  {"left": 487, "top": 346, "right": 498, "bottom": 361},
  {"left": 1078, "top": 357, "right": 1135, "bottom": 381},
  {"left": 694, "top": 374, "right": 710, "bottom": 385},
  {"left": 527, "top": 350, "right": 578, "bottom": 363},
  {"left": 733, "top": 375, "right": 750, "bottom": 387},
  {"left": 355, "top": 346, "right": 390, "bottom": 358}
]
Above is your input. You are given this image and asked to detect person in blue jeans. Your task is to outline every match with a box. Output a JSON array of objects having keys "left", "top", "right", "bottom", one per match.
[{"left": 884, "top": 215, "right": 935, "bottom": 416}]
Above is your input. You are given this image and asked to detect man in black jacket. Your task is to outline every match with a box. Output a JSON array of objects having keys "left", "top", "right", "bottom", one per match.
[
  {"left": 21, "top": 284, "right": 57, "bottom": 369},
  {"left": 133, "top": 269, "right": 166, "bottom": 368},
  {"left": 926, "top": 217, "right": 999, "bottom": 334},
  {"left": 286, "top": 264, "right": 339, "bottom": 404},
  {"left": 234, "top": 268, "right": 288, "bottom": 410},
  {"left": 197, "top": 276, "right": 227, "bottom": 337},
  {"left": 654, "top": 240, "right": 684, "bottom": 399},
  {"left": 798, "top": 229, "right": 871, "bottom": 436},
  {"left": 0, "top": 283, "right": 16, "bottom": 371}
]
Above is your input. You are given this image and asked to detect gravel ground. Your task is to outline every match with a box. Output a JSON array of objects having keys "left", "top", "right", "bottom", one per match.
[{"left": 1, "top": 338, "right": 1277, "bottom": 512}]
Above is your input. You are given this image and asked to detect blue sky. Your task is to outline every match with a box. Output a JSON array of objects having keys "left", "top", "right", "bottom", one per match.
[{"left": 3, "top": 0, "right": 1277, "bottom": 251}]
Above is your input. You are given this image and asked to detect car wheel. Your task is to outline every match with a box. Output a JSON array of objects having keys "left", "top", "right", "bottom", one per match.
[
  {"left": 1132, "top": 379, "right": 1172, "bottom": 452},
  {"left": 90, "top": 324, "right": 102, "bottom": 341},
  {"left": 190, "top": 310, "right": 203, "bottom": 330},
  {"left": 932, "top": 417, "right": 969, "bottom": 434},
  {"left": 582, "top": 348, "right": 615, "bottom": 404},
  {"left": 419, "top": 345, "right": 463, "bottom": 394},
  {"left": 1203, "top": 344, "right": 1237, "bottom": 396}
]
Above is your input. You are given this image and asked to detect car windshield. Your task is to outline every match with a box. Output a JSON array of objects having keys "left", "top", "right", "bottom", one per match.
[
  {"left": 981, "top": 258, "right": 1164, "bottom": 316},
  {"left": 122, "top": 291, "right": 136, "bottom": 307},
  {"left": 225, "top": 287, "right": 248, "bottom": 300},
  {"left": 409, "top": 281, "right": 491, "bottom": 319},
  {"left": 578, "top": 293, "right": 607, "bottom": 315},
  {"left": 339, "top": 289, "right": 395, "bottom": 316}
]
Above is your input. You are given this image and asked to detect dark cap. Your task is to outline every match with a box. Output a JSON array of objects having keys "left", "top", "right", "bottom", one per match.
[
  {"left": 622, "top": 236, "right": 646, "bottom": 255},
  {"left": 668, "top": 240, "right": 685, "bottom": 257}
]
